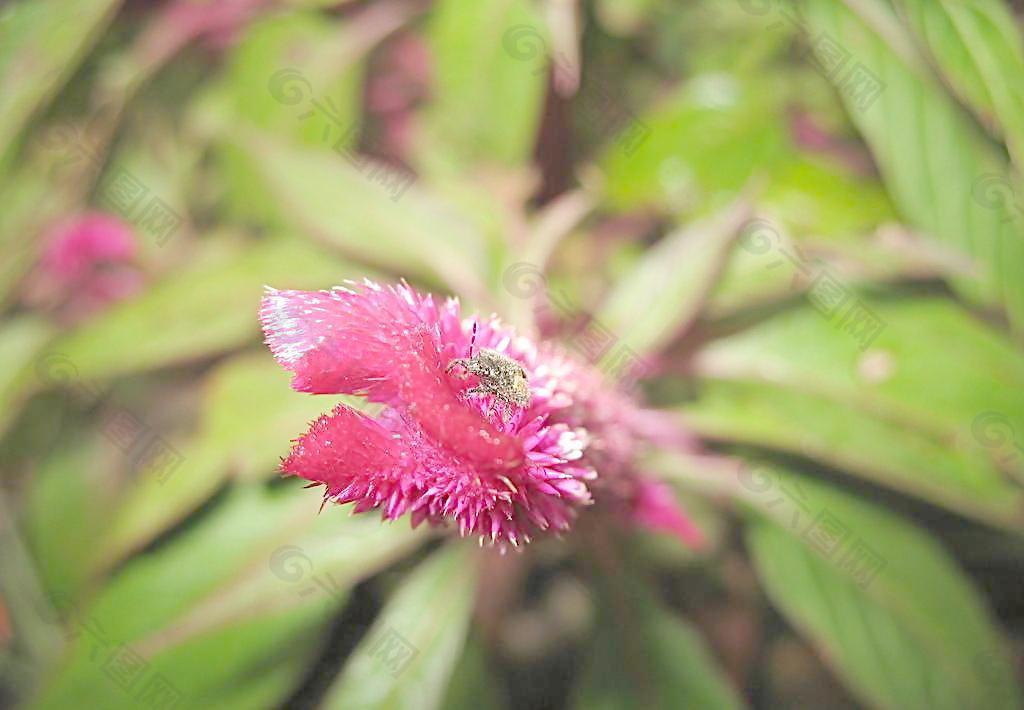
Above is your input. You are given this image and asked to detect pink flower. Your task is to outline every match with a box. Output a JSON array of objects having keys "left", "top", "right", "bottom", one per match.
[
  {"left": 261, "top": 280, "right": 701, "bottom": 549},
  {"left": 26, "top": 212, "right": 142, "bottom": 322},
  {"left": 135, "top": 0, "right": 268, "bottom": 66},
  {"left": 39, "top": 213, "right": 136, "bottom": 280}
]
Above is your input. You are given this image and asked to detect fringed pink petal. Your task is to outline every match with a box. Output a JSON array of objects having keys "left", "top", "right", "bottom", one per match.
[
  {"left": 260, "top": 283, "right": 420, "bottom": 398},
  {"left": 392, "top": 329, "right": 522, "bottom": 473},
  {"left": 281, "top": 403, "right": 406, "bottom": 491},
  {"left": 261, "top": 284, "right": 523, "bottom": 473}
]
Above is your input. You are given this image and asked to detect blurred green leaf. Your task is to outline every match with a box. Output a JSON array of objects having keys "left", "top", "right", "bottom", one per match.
[
  {"left": 322, "top": 543, "right": 477, "bottom": 710},
  {"left": 0, "top": 136, "right": 88, "bottom": 306},
  {"left": 421, "top": 0, "right": 547, "bottom": 171},
  {"left": 695, "top": 295, "right": 1024, "bottom": 487},
  {"left": 893, "top": 0, "right": 1024, "bottom": 171},
  {"left": 706, "top": 223, "right": 971, "bottom": 320},
  {"left": 0, "top": 0, "right": 120, "bottom": 167},
  {"left": 94, "top": 111, "right": 198, "bottom": 254},
  {"left": 681, "top": 378, "right": 1024, "bottom": 528},
  {"left": 239, "top": 130, "right": 491, "bottom": 300},
  {"left": 596, "top": 74, "right": 789, "bottom": 212},
  {"left": 761, "top": 156, "right": 896, "bottom": 240},
  {"left": 0, "top": 316, "right": 55, "bottom": 436},
  {"left": 745, "top": 468, "right": 1020, "bottom": 710},
  {"left": 23, "top": 436, "right": 117, "bottom": 603},
  {"left": 705, "top": 230, "right": 809, "bottom": 319},
  {"left": 596, "top": 0, "right": 659, "bottom": 36},
  {"left": 201, "top": 655, "right": 318, "bottom": 710},
  {"left": 199, "top": 353, "right": 360, "bottom": 483},
  {"left": 438, "top": 635, "right": 504, "bottom": 710},
  {"left": 573, "top": 582, "right": 743, "bottom": 710},
  {"left": 226, "top": 11, "right": 363, "bottom": 147},
  {"left": 596, "top": 197, "right": 750, "bottom": 361},
  {"left": 98, "top": 439, "right": 225, "bottom": 570},
  {"left": 99, "top": 352, "right": 359, "bottom": 564},
  {"left": 215, "top": 9, "right": 364, "bottom": 225},
  {"left": 801, "top": 0, "right": 1024, "bottom": 333},
  {"left": 41, "top": 237, "right": 360, "bottom": 381},
  {"left": 0, "top": 490, "right": 66, "bottom": 676},
  {"left": 31, "top": 483, "right": 425, "bottom": 710}
]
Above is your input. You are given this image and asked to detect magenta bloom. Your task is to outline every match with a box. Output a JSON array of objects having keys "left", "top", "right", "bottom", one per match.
[
  {"left": 40, "top": 212, "right": 136, "bottom": 280},
  {"left": 27, "top": 212, "right": 142, "bottom": 322},
  {"left": 261, "top": 280, "right": 702, "bottom": 549}
]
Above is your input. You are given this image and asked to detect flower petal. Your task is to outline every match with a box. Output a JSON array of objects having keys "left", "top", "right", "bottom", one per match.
[
  {"left": 394, "top": 329, "right": 522, "bottom": 472},
  {"left": 260, "top": 284, "right": 417, "bottom": 398},
  {"left": 282, "top": 403, "right": 405, "bottom": 491},
  {"left": 262, "top": 284, "right": 522, "bottom": 472},
  {"left": 632, "top": 479, "right": 706, "bottom": 549}
]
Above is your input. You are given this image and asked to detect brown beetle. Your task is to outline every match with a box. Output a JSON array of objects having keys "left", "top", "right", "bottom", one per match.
[{"left": 446, "top": 323, "right": 531, "bottom": 409}]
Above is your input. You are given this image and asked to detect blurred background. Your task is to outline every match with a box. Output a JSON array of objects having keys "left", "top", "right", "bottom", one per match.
[{"left": 1, "top": 0, "right": 1024, "bottom": 708}]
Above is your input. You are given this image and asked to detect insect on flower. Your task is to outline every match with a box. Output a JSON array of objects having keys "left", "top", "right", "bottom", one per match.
[
  {"left": 259, "top": 279, "right": 705, "bottom": 551},
  {"left": 446, "top": 323, "right": 532, "bottom": 409}
]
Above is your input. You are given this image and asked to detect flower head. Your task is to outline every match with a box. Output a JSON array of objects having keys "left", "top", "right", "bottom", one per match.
[
  {"left": 39, "top": 212, "right": 136, "bottom": 281},
  {"left": 261, "top": 280, "right": 700, "bottom": 549},
  {"left": 26, "top": 212, "right": 142, "bottom": 322}
]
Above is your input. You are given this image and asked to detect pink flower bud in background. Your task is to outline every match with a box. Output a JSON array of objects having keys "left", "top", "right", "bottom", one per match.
[{"left": 26, "top": 212, "right": 143, "bottom": 324}]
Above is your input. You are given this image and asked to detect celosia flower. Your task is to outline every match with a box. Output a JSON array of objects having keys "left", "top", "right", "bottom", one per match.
[
  {"left": 261, "top": 280, "right": 702, "bottom": 549},
  {"left": 26, "top": 212, "right": 142, "bottom": 323}
]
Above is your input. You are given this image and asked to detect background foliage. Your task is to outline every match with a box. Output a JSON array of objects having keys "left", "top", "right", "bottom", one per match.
[{"left": 1, "top": 0, "right": 1024, "bottom": 708}]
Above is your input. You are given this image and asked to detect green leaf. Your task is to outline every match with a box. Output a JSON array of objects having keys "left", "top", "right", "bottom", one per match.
[
  {"left": 322, "top": 543, "right": 477, "bottom": 710},
  {"left": 681, "top": 378, "right": 1024, "bottom": 528},
  {"left": 706, "top": 220, "right": 973, "bottom": 320},
  {"left": 761, "top": 156, "right": 897, "bottom": 240},
  {"left": 595, "top": 198, "right": 751, "bottom": 361},
  {"left": 40, "top": 237, "right": 361, "bottom": 381},
  {"left": 215, "top": 9, "right": 364, "bottom": 225},
  {"left": 705, "top": 227, "right": 808, "bottom": 319},
  {"left": 91, "top": 111, "right": 198, "bottom": 255},
  {"left": 572, "top": 582, "right": 743, "bottom": 710},
  {"left": 893, "top": 0, "right": 1024, "bottom": 171},
  {"left": 438, "top": 635, "right": 504, "bottom": 710},
  {"left": 96, "top": 442, "right": 226, "bottom": 571},
  {"left": 0, "top": 490, "right": 66, "bottom": 675},
  {"left": 0, "top": 168, "right": 63, "bottom": 305},
  {"left": 225, "top": 10, "right": 363, "bottom": 145},
  {"left": 421, "top": 0, "right": 547, "bottom": 171},
  {"left": 694, "top": 296, "right": 1024, "bottom": 486},
  {"left": 0, "top": 316, "right": 55, "bottom": 436},
  {"left": 800, "top": 0, "right": 1024, "bottom": 333},
  {"left": 596, "top": 74, "right": 789, "bottom": 212},
  {"left": 23, "top": 436, "right": 117, "bottom": 603},
  {"left": 595, "top": 0, "right": 660, "bottom": 36},
  {"left": 198, "top": 353, "right": 367, "bottom": 483},
  {"left": 200, "top": 654, "right": 317, "bottom": 710},
  {"left": 31, "top": 483, "right": 425, "bottom": 710},
  {"left": 98, "top": 352, "right": 363, "bottom": 565},
  {"left": 0, "top": 0, "right": 120, "bottom": 166},
  {"left": 744, "top": 469, "right": 1020, "bottom": 710},
  {"left": 237, "top": 130, "right": 491, "bottom": 301}
]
